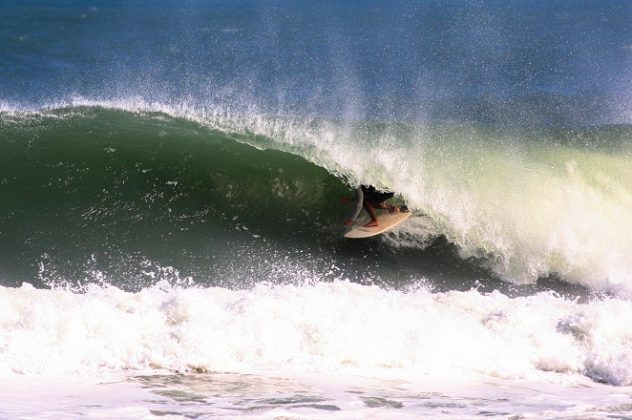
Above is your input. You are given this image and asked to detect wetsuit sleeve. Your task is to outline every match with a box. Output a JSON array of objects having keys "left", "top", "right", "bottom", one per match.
[{"left": 349, "top": 187, "right": 364, "bottom": 223}]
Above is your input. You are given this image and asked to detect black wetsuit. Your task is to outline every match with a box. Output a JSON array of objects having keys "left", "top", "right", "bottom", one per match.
[{"left": 361, "top": 185, "right": 394, "bottom": 204}]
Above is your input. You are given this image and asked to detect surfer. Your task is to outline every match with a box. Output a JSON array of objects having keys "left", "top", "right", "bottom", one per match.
[{"left": 343, "top": 185, "right": 399, "bottom": 227}]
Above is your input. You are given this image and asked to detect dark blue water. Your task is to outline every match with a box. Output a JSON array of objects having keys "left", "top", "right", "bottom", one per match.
[{"left": 3, "top": 0, "right": 631, "bottom": 123}]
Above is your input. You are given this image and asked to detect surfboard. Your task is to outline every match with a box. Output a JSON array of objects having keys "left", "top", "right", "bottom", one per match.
[{"left": 344, "top": 211, "right": 411, "bottom": 239}]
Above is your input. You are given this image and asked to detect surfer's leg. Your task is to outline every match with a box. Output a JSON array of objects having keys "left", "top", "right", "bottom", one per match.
[{"left": 363, "top": 201, "right": 379, "bottom": 227}]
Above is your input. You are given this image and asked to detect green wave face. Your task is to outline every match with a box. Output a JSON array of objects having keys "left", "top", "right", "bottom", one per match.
[
  {"left": 2, "top": 105, "right": 632, "bottom": 293},
  {"left": 0, "top": 108, "right": 355, "bottom": 289}
]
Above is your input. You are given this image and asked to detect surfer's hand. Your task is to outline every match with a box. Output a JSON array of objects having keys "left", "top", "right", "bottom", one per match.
[
  {"left": 344, "top": 219, "right": 354, "bottom": 227},
  {"left": 389, "top": 206, "right": 400, "bottom": 214}
]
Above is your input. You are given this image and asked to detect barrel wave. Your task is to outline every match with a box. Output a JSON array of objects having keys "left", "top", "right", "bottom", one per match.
[{"left": 2, "top": 102, "right": 631, "bottom": 292}]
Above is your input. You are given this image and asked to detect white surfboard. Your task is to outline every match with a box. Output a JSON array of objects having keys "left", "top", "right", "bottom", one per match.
[{"left": 344, "top": 211, "right": 411, "bottom": 239}]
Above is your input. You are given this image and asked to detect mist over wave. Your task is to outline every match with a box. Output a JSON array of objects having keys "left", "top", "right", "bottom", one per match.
[{"left": 3, "top": 0, "right": 632, "bottom": 292}]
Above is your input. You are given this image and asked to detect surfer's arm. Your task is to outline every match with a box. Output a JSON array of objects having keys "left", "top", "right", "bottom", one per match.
[{"left": 344, "top": 187, "right": 364, "bottom": 226}]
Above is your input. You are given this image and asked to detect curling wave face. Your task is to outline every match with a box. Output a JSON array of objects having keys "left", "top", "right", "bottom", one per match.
[{"left": 1, "top": 102, "right": 631, "bottom": 292}]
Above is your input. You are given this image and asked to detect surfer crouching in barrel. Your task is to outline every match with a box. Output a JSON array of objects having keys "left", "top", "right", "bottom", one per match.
[{"left": 343, "top": 185, "right": 400, "bottom": 227}]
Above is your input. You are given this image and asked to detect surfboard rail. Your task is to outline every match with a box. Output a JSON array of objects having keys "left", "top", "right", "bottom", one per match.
[{"left": 344, "top": 211, "right": 411, "bottom": 238}]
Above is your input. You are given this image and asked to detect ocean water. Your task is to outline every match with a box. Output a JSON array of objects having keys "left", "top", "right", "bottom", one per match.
[{"left": 1, "top": 0, "right": 632, "bottom": 418}]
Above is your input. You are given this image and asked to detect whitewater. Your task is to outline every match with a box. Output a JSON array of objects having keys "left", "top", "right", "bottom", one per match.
[
  {"left": 2, "top": 0, "right": 632, "bottom": 418},
  {"left": 2, "top": 280, "right": 632, "bottom": 418}
]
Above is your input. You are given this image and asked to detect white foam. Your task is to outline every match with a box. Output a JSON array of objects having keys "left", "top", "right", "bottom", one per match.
[
  {"left": 3, "top": 371, "right": 632, "bottom": 419},
  {"left": 1, "top": 281, "right": 631, "bottom": 386}
]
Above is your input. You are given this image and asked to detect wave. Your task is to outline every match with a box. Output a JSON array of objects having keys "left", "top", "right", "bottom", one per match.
[{"left": 1, "top": 99, "right": 631, "bottom": 292}]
